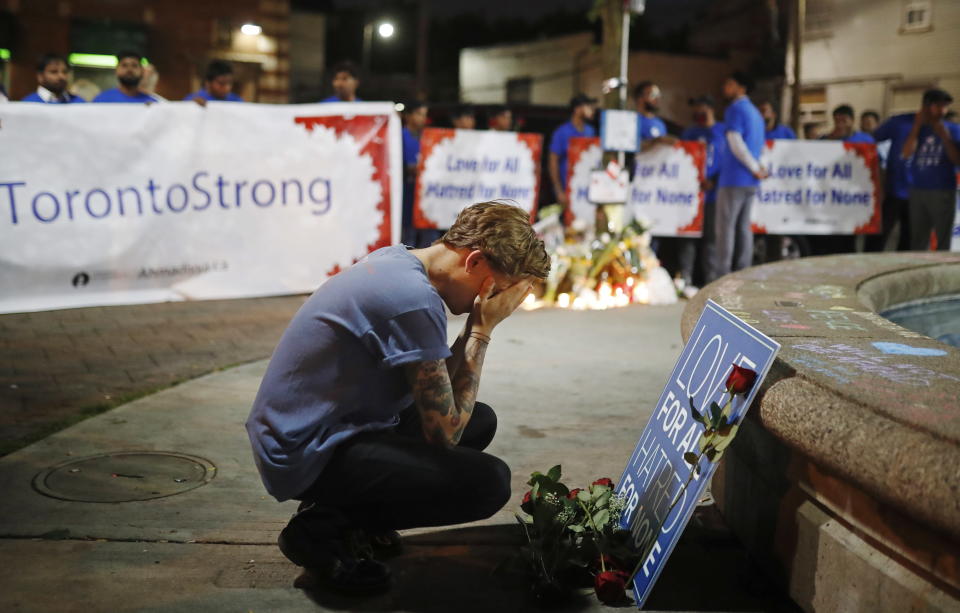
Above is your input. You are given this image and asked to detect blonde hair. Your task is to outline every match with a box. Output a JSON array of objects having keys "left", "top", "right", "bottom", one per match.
[{"left": 441, "top": 201, "right": 550, "bottom": 279}]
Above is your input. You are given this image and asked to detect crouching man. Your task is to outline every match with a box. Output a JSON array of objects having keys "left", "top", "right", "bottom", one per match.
[{"left": 246, "top": 201, "right": 550, "bottom": 593}]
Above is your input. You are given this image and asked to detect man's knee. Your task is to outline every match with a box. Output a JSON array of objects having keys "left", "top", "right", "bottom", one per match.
[
  {"left": 457, "top": 453, "right": 511, "bottom": 519},
  {"left": 479, "top": 455, "right": 512, "bottom": 516}
]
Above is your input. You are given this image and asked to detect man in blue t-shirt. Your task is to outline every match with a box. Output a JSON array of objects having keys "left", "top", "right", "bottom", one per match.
[
  {"left": 401, "top": 101, "right": 430, "bottom": 246},
  {"left": 677, "top": 95, "right": 726, "bottom": 293},
  {"left": 548, "top": 93, "right": 597, "bottom": 207},
  {"left": 821, "top": 104, "right": 874, "bottom": 144},
  {"left": 321, "top": 61, "right": 362, "bottom": 103},
  {"left": 246, "top": 202, "right": 549, "bottom": 593},
  {"left": 92, "top": 51, "right": 160, "bottom": 103},
  {"left": 870, "top": 110, "right": 919, "bottom": 252},
  {"left": 21, "top": 53, "right": 85, "bottom": 103},
  {"left": 709, "top": 71, "right": 767, "bottom": 283},
  {"left": 901, "top": 89, "right": 960, "bottom": 251},
  {"left": 759, "top": 101, "right": 796, "bottom": 140},
  {"left": 184, "top": 60, "right": 244, "bottom": 104},
  {"left": 634, "top": 81, "right": 673, "bottom": 150}
]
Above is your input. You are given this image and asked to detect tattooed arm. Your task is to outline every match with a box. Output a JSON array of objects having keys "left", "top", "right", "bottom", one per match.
[
  {"left": 405, "top": 276, "right": 531, "bottom": 447},
  {"left": 405, "top": 334, "right": 489, "bottom": 446}
]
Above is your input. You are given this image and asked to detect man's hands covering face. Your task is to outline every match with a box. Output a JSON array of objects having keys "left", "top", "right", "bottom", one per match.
[{"left": 471, "top": 277, "right": 532, "bottom": 336}]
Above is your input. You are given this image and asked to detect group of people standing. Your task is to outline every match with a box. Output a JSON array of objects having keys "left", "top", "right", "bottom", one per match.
[
  {"left": 548, "top": 72, "right": 959, "bottom": 296},
  {"left": 16, "top": 52, "right": 243, "bottom": 105}
]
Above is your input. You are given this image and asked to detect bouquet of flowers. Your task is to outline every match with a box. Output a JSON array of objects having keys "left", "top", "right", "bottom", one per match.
[
  {"left": 516, "top": 466, "right": 637, "bottom": 606},
  {"left": 517, "top": 364, "right": 760, "bottom": 607}
]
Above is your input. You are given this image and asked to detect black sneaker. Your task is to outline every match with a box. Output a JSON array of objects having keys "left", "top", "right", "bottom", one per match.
[{"left": 279, "top": 514, "right": 392, "bottom": 595}]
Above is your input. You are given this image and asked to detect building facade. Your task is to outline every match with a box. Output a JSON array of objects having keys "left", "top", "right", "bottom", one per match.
[
  {"left": 459, "top": 32, "right": 743, "bottom": 128},
  {"left": 787, "top": 0, "right": 960, "bottom": 127},
  {"left": 0, "top": 0, "right": 307, "bottom": 103}
]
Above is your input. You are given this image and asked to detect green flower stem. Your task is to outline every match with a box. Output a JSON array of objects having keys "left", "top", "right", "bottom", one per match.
[{"left": 576, "top": 498, "right": 605, "bottom": 572}]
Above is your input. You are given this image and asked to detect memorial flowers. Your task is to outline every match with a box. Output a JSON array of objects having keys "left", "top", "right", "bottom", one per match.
[
  {"left": 527, "top": 207, "right": 677, "bottom": 310},
  {"left": 517, "top": 364, "right": 759, "bottom": 607},
  {"left": 516, "top": 466, "right": 635, "bottom": 606}
]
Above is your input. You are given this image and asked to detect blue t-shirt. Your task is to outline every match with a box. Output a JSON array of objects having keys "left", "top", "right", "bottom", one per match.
[
  {"left": 873, "top": 114, "right": 915, "bottom": 199},
  {"left": 402, "top": 127, "right": 420, "bottom": 168},
  {"left": 92, "top": 88, "right": 159, "bottom": 103},
  {"left": 819, "top": 131, "right": 875, "bottom": 144},
  {"left": 765, "top": 124, "right": 796, "bottom": 140},
  {"left": 681, "top": 122, "right": 726, "bottom": 203},
  {"left": 909, "top": 121, "right": 960, "bottom": 190},
  {"left": 246, "top": 246, "right": 452, "bottom": 501},
  {"left": 637, "top": 115, "right": 668, "bottom": 143},
  {"left": 21, "top": 91, "right": 85, "bottom": 103},
  {"left": 549, "top": 120, "right": 596, "bottom": 186},
  {"left": 321, "top": 95, "right": 363, "bottom": 102},
  {"left": 184, "top": 89, "right": 244, "bottom": 102},
  {"left": 719, "top": 96, "right": 765, "bottom": 188}
]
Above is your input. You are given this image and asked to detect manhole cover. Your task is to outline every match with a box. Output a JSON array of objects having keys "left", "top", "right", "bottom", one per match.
[{"left": 33, "top": 451, "right": 217, "bottom": 502}]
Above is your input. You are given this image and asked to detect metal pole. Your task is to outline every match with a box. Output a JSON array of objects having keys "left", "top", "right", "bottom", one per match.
[
  {"left": 619, "top": 5, "right": 630, "bottom": 111},
  {"left": 791, "top": 0, "right": 804, "bottom": 134},
  {"left": 618, "top": 4, "right": 630, "bottom": 168},
  {"left": 362, "top": 22, "right": 373, "bottom": 75}
]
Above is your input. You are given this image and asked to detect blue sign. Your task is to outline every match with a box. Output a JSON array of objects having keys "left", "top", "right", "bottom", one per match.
[{"left": 616, "top": 299, "right": 780, "bottom": 608}]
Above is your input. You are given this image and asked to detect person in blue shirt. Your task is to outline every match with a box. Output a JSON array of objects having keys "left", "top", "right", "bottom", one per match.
[
  {"left": 246, "top": 202, "right": 548, "bottom": 594},
  {"left": 21, "top": 53, "right": 85, "bottom": 103},
  {"left": 321, "top": 61, "right": 362, "bottom": 103},
  {"left": 709, "top": 71, "right": 766, "bottom": 283},
  {"left": 900, "top": 89, "right": 960, "bottom": 251},
  {"left": 809, "top": 105, "right": 876, "bottom": 255},
  {"left": 184, "top": 60, "right": 243, "bottom": 104},
  {"left": 870, "top": 108, "right": 926, "bottom": 252},
  {"left": 548, "top": 93, "right": 597, "bottom": 207},
  {"left": 758, "top": 101, "right": 796, "bottom": 140},
  {"left": 401, "top": 101, "right": 430, "bottom": 246},
  {"left": 677, "top": 94, "right": 726, "bottom": 294},
  {"left": 860, "top": 110, "right": 880, "bottom": 137},
  {"left": 821, "top": 104, "right": 874, "bottom": 144},
  {"left": 92, "top": 51, "right": 160, "bottom": 103},
  {"left": 634, "top": 81, "right": 673, "bottom": 149}
]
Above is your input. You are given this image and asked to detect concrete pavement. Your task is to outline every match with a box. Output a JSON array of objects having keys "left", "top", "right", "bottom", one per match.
[
  {"left": 0, "top": 296, "right": 308, "bottom": 456},
  {"left": 0, "top": 302, "right": 798, "bottom": 612}
]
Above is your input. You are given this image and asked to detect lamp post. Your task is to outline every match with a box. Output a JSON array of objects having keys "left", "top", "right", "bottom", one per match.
[{"left": 362, "top": 20, "right": 394, "bottom": 74}]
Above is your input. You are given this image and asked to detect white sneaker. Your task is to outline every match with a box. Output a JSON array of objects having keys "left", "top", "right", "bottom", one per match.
[{"left": 682, "top": 286, "right": 699, "bottom": 299}]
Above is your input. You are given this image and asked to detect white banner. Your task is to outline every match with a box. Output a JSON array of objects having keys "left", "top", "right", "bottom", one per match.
[
  {"left": 0, "top": 102, "right": 402, "bottom": 314},
  {"left": 414, "top": 128, "right": 543, "bottom": 228},
  {"left": 626, "top": 142, "right": 706, "bottom": 237},
  {"left": 564, "top": 136, "right": 602, "bottom": 228},
  {"left": 754, "top": 140, "right": 880, "bottom": 234}
]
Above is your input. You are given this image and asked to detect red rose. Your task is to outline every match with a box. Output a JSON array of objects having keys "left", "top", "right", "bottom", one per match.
[
  {"left": 592, "top": 477, "right": 614, "bottom": 488},
  {"left": 521, "top": 490, "right": 535, "bottom": 514},
  {"left": 590, "top": 554, "right": 623, "bottom": 573},
  {"left": 725, "top": 365, "right": 758, "bottom": 395},
  {"left": 567, "top": 488, "right": 582, "bottom": 500},
  {"left": 594, "top": 569, "right": 629, "bottom": 604}
]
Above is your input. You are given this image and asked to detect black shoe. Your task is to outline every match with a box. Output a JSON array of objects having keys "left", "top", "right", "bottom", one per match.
[{"left": 279, "top": 512, "right": 392, "bottom": 595}]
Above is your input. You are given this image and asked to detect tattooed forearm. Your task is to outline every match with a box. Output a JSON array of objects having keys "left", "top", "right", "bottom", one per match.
[
  {"left": 414, "top": 359, "right": 453, "bottom": 417},
  {"left": 407, "top": 335, "right": 488, "bottom": 447},
  {"left": 451, "top": 337, "right": 486, "bottom": 414}
]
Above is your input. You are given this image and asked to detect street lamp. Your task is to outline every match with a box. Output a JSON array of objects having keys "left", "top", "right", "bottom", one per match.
[{"left": 362, "top": 21, "right": 395, "bottom": 73}]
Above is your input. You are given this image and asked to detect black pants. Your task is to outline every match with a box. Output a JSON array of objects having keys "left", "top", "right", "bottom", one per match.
[
  {"left": 294, "top": 402, "right": 510, "bottom": 535},
  {"left": 866, "top": 195, "right": 910, "bottom": 252}
]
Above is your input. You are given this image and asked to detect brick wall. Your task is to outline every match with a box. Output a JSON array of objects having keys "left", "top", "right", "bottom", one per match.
[{"left": 3, "top": 0, "right": 290, "bottom": 102}]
